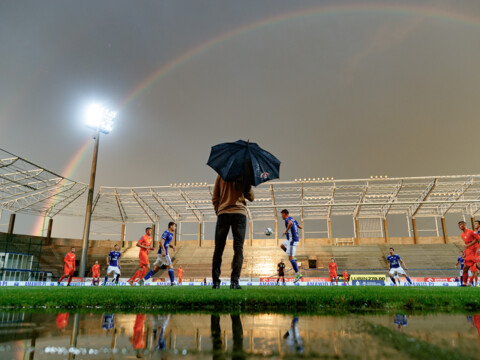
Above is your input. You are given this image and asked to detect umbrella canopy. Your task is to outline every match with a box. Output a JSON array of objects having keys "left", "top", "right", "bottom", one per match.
[{"left": 207, "top": 140, "right": 281, "bottom": 186}]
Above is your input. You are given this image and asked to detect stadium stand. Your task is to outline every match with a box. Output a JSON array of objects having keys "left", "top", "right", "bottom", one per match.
[{"left": 0, "top": 231, "right": 466, "bottom": 281}]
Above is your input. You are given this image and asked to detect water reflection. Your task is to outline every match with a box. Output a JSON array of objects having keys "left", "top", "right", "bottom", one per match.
[
  {"left": 393, "top": 314, "right": 408, "bottom": 330},
  {"left": 2, "top": 312, "right": 480, "bottom": 359},
  {"left": 283, "top": 317, "right": 303, "bottom": 354},
  {"left": 211, "top": 314, "right": 245, "bottom": 360}
]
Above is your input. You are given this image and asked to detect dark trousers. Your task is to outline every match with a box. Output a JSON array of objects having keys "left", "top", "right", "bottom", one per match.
[{"left": 212, "top": 213, "right": 247, "bottom": 284}]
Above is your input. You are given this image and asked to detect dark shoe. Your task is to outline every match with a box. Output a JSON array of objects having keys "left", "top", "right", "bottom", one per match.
[
  {"left": 212, "top": 283, "right": 220, "bottom": 289},
  {"left": 230, "top": 282, "right": 242, "bottom": 290}
]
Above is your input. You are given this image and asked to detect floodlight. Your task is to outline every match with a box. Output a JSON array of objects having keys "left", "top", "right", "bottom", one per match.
[{"left": 85, "top": 104, "right": 116, "bottom": 134}]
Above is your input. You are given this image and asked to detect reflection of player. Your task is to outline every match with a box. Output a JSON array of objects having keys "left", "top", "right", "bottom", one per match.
[
  {"left": 131, "top": 314, "right": 146, "bottom": 350},
  {"left": 459, "top": 221, "right": 480, "bottom": 286},
  {"left": 92, "top": 261, "right": 101, "bottom": 286},
  {"left": 141, "top": 222, "right": 176, "bottom": 285},
  {"left": 56, "top": 313, "right": 69, "bottom": 332},
  {"left": 342, "top": 270, "right": 349, "bottom": 286},
  {"left": 102, "top": 314, "right": 115, "bottom": 333},
  {"left": 178, "top": 266, "right": 183, "bottom": 285},
  {"left": 58, "top": 247, "right": 76, "bottom": 286},
  {"left": 387, "top": 248, "right": 412, "bottom": 286},
  {"left": 277, "top": 259, "right": 286, "bottom": 286},
  {"left": 394, "top": 314, "right": 408, "bottom": 330},
  {"left": 152, "top": 315, "right": 170, "bottom": 351},
  {"left": 128, "top": 228, "right": 154, "bottom": 286},
  {"left": 329, "top": 258, "right": 338, "bottom": 285},
  {"left": 473, "top": 315, "right": 480, "bottom": 336},
  {"left": 280, "top": 209, "right": 303, "bottom": 283},
  {"left": 104, "top": 244, "right": 121, "bottom": 285},
  {"left": 283, "top": 317, "right": 304, "bottom": 354}
]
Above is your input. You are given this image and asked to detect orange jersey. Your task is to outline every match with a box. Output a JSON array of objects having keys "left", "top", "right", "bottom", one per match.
[
  {"left": 56, "top": 313, "right": 69, "bottom": 330},
  {"left": 178, "top": 268, "right": 183, "bottom": 277},
  {"left": 462, "top": 229, "right": 480, "bottom": 259},
  {"left": 138, "top": 235, "right": 152, "bottom": 257},
  {"left": 132, "top": 314, "right": 146, "bottom": 349},
  {"left": 474, "top": 315, "right": 480, "bottom": 336},
  {"left": 343, "top": 272, "right": 348, "bottom": 279},
  {"left": 329, "top": 262, "right": 337, "bottom": 273},
  {"left": 64, "top": 252, "right": 76, "bottom": 269},
  {"left": 92, "top": 264, "right": 100, "bottom": 274}
]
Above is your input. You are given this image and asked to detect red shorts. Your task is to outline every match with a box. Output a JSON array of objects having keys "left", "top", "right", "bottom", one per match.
[
  {"left": 64, "top": 265, "right": 74, "bottom": 276},
  {"left": 465, "top": 257, "right": 476, "bottom": 267},
  {"left": 139, "top": 254, "right": 149, "bottom": 266},
  {"left": 92, "top": 272, "right": 100, "bottom": 278},
  {"left": 330, "top": 272, "right": 337, "bottom": 278}
]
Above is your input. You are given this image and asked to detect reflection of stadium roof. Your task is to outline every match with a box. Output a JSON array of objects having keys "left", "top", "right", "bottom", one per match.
[
  {"left": 0, "top": 148, "right": 88, "bottom": 217},
  {"left": 94, "top": 175, "right": 480, "bottom": 223},
  {"left": 3, "top": 148, "right": 480, "bottom": 224}
]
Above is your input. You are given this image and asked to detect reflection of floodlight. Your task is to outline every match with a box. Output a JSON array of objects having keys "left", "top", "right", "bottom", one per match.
[{"left": 85, "top": 104, "right": 116, "bottom": 134}]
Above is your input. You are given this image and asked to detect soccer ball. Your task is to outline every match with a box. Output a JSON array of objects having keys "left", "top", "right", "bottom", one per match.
[{"left": 265, "top": 227, "right": 273, "bottom": 236}]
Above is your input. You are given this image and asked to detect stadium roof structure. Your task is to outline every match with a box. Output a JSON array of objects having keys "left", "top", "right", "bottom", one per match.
[
  {"left": 92, "top": 175, "right": 480, "bottom": 224},
  {"left": 0, "top": 148, "right": 88, "bottom": 218}
]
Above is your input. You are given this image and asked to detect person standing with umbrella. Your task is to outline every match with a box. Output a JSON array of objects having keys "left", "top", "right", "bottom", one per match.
[{"left": 208, "top": 140, "right": 281, "bottom": 290}]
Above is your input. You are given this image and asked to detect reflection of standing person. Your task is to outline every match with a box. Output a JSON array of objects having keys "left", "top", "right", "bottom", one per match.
[
  {"left": 283, "top": 317, "right": 303, "bottom": 354},
  {"left": 394, "top": 314, "right": 408, "bottom": 329},
  {"left": 212, "top": 175, "right": 254, "bottom": 289},
  {"left": 58, "top": 247, "right": 76, "bottom": 286},
  {"left": 56, "top": 313, "right": 69, "bottom": 332},
  {"left": 211, "top": 314, "right": 245, "bottom": 360},
  {"left": 277, "top": 260, "right": 286, "bottom": 286}
]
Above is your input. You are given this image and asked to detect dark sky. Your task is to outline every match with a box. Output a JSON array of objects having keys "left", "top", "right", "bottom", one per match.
[{"left": 1, "top": 0, "right": 480, "bottom": 237}]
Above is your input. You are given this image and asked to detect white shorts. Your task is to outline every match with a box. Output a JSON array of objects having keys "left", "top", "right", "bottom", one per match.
[
  {"left": 389, "top": 267, "right": 406, "bottom": 276},
  {"left": 107, "top": 265, "right": 121, "bottom": 276},
  {"left": 282, "top": 240, "right": 298, "bottom": 257},
  {"left": 153, "top": 254, "right": 172, "bottom": 267}
]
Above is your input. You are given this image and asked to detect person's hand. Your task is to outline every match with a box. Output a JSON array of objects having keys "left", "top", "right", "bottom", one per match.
[
  {"left": 149, "top": 247, "right": 154, "bottom": 251},
  {"left": 282, "top": 232, "right": 286, "bottom": 236}
]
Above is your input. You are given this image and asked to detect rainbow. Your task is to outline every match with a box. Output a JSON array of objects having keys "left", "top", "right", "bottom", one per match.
[
  {"left": 32, "top": 139, "right": 93, "bottom": 236},
  {"left": 120, "top": 2, "right": 480, "bottom": 108}
]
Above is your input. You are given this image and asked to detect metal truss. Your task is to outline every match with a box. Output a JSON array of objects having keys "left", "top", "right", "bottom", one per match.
[
  {"left": 0, "top": 148, "right": 88, "bottom": 217},
  {"left": 4, "top": 146, "right": 480, "bottom": 227},
  {"left": 91, "top": 175, "right": 480, "bottom": 224}
]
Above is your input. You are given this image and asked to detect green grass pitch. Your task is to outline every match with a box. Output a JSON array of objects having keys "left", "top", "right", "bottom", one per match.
[{"left": 2, "top": 286, "right": 480, "bottom": 313}]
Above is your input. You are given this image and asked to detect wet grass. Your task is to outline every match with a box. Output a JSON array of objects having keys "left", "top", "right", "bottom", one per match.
[
  {"left": 1, "top": 286, "right": 480, "bottom": 312},
  {"left": 364, "top": 322, "right": 474, "bottom": 360}
]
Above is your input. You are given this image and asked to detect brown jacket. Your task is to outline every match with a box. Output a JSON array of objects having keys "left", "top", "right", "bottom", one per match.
[{"left": 212, "top": 175, "right": 254, "bottom": 216}]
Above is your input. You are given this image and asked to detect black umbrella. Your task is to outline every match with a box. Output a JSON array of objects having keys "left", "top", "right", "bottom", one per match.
[{"left": 207, "top": 140, "right": 280, "bottom": 186}]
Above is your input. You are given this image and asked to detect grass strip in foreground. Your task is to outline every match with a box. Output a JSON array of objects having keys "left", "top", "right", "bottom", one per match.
[{"left": 1, "top": 286, "right": 480, "bottom": 312}]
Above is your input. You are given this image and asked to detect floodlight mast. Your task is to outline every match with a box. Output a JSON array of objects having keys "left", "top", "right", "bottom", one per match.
[{"left": 78, "top": 104, "right": 116, "bottom": 277}]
